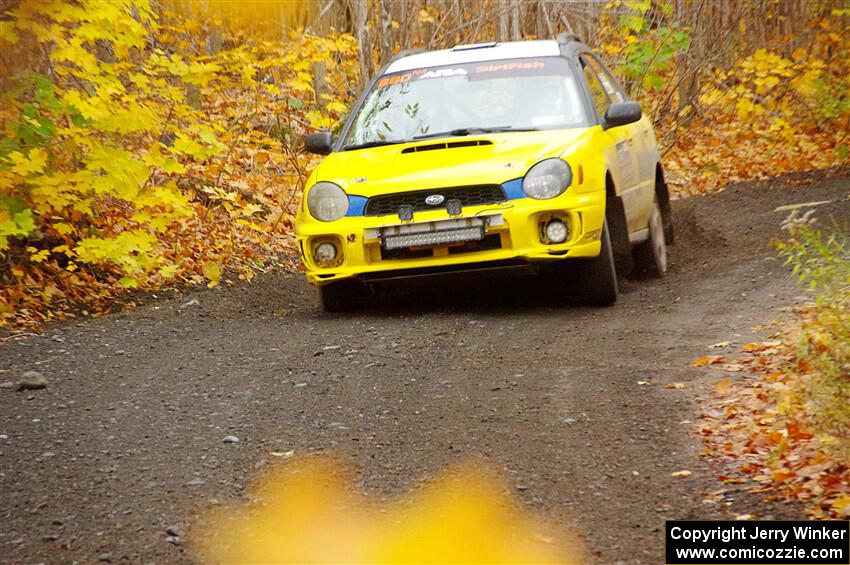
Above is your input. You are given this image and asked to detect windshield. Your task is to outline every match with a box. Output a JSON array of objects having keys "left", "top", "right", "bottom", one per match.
[{"left": 342, "top": 57, "right": 588, "bottom": 148}]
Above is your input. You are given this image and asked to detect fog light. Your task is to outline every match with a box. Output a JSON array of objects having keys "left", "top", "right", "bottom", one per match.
[
  {"left": 398, "top": 204, "right": 414, "bottom": 222},
  {"left": 314, "top": 241, "right": 338, "bottom": 266},
  {"left": 446, "top": 198, "right": 462, "bottom": 216},
  {"left": 545, "top": 219, "right": 569, "bottom": 243}
]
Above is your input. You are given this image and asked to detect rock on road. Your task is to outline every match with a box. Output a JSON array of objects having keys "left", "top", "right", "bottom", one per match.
[{"left": 1, "top": 173, "right": 848, "bottom": 564}]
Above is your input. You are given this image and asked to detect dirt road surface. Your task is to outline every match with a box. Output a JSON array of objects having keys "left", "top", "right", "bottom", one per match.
[{"left": 1, "top": 173, "right": 848, "bottom": 564}]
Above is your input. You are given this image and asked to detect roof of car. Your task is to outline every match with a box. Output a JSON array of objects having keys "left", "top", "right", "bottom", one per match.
[{"left": 384, "top": 39, "right": 565, "bottom": 74}]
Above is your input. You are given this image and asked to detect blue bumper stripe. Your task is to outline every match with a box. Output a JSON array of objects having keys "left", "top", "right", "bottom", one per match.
[
  {"left": 346, "top": 195, "right": 368, "bottom": 216},
  {"left": 501, "top": 178, "right": 525, "bottom": 200}
]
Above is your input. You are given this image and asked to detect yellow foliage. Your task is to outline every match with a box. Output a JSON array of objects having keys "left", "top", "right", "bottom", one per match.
[
  {"left": 736, "top": 97, "right": 754, "bottom": 119},
  {"left": 0, "top": 0, "right": 358, "bottom": 329},
  {"left": 193, "top": 457, "right": 582, "bottom": 563},
  {"left": 202, "top": 261, "right": 222, "bottom": 288},
  {"left": 2, "top": 0, "right": 845, "bottom": 329},
  {"left": 418, "top": 9, "right": 435, "bottom": 24},
  {"left": 7, "top": 149, "right": 47, "bottom": 176}
]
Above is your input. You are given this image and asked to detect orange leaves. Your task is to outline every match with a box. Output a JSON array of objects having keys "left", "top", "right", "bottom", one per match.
[
  {"left": 741, "top": 340, "right": 782, "bottom": 353},
  {"left": 691, "top": 355, "right": 725, "bottom": 367},
  {"left": 714, "top": 377, "right": 733, "bottom": 396},
  {"left": 0, "top": 2, "right": 358, "bottom": 330},
  {"left": 698, "top": 333, "right": 850, "bottom": 518},
  {"left": 786, "top": 420, "right": 814, "bottom": 441},
  {"left": 830, "top": 495, "right": 850, "bottom": 518},
  {"left": 662, "top": 28, "right": 850, "bottom": 197}
]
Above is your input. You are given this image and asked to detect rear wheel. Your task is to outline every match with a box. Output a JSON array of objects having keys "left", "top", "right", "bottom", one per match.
[
  {"left": 633, "top": 195, "right": 668, "bottom": 277},
  {"left": 319, "top": 280, "right": 367, "bottom": 312},
  {"left": 578, "top": 220, "right": 619, "bottom": 305}
]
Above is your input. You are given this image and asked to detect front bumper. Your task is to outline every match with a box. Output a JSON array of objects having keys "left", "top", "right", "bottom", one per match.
[{"left": 296, "top": 190, "right": 605, "bottom": 286}]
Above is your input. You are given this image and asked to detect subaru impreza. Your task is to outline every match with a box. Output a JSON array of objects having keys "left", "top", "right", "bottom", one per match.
[{"left": 296, "top": 34, "right": 673, "bottom": 310}]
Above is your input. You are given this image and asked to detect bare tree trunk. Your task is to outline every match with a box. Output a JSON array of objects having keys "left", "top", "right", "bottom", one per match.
[
  {"left": 351, "top": 0, "right": 373, "bottom": 87},
  {"left": 510, "top": 0, "right": 521, "bottom": 40},
  {"left": 379, "top": 0, "right": 393, "bottom": 66},
  {"left": 310, "top": 0, "right": 334, "bottom": 106},
  {"left": 398, "top": 0, "right": 413, "bottom": 49},
  {"left": 539, "top": 0, "right": 555, "bottom": 39},
  {"left": 498, "top": 1, "right": 510, "bottom": 41},
  {"left": 454, "top": 0, "right": 463, "bottom": 44}
]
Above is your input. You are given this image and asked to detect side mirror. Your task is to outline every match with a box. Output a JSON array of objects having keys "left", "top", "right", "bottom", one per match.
[
  {"left": 602, "top": 101, "right": 642, "bottom": 130},
  {"left": 305, "top": 132, "right": 333, "bottom": 155}
]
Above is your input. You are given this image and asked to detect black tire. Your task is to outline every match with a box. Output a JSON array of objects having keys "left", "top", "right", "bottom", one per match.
[
  {"left": 578, "top": 220, "right": 619, "bottom": 305},
  {"left": 632, "top": 195, "right": 668, "bottom": 277},
  {"left": 319, "top": 280, "right": 366, "bottom": 312},
  {"left": 607, "top": 189, "right": 634, "bottom": 276},
  {"left": 655, "top": 168, "right": 675, "bottom": 244}
]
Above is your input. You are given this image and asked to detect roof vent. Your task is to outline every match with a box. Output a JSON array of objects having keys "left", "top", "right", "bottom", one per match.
[
  {"left": 401, "top": 140, "right": 493, "bottom": 154},
  {"left": 451, "top": 42, "right": 498, "bottom": 52}
]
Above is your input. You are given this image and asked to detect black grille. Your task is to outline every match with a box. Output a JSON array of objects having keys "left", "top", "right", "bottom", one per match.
[{"left": 364, "top": 185, "right": 506, "bottom": 216}]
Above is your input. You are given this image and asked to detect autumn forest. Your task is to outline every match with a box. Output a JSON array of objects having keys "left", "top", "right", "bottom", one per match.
[{"left": 1, "top": 0, "right": 849, "bottom": 562}]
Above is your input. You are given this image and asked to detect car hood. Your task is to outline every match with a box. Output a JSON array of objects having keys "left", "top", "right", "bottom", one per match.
[{"left": 315, "top": 128, "right": 590, "bottom": 197}]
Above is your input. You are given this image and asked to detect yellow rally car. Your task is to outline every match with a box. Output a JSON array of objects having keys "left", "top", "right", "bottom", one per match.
[{"left": 296, "top": 34, "right": 673, "bottom": 311}]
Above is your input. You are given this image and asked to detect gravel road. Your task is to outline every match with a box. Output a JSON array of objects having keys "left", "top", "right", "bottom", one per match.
[{"left": 1, "top": 173, "right": 848, "bottom": 564}]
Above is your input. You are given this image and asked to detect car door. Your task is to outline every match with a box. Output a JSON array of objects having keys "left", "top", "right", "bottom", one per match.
[
  {"left": 579, "top": 54, "right": 645, "bottom": 233},
  {"left": 592, "top": 58, "right": 657, "bottom": 230}
]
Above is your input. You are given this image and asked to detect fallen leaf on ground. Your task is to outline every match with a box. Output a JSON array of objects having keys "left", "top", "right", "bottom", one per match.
[
  {"left": 714, "top": 377, "right": 733, "bottom": 396},
  {"left": 672, "top": 470, "right": 692, "bottom": 478},
  {"left": 831, "top": 495, "right": 850, "bottom": 517},
  {"left": 741, "top": 341, "right": 781, "bottom": 352},
  {"left": 772, "top": 469, "right": 795, "bottom": 483},
  {"left": 665, "top": 382, "right": 686, "bottom": 389},
  {"left": 692, "top": 355, "right": 726, "bottom": 367}
]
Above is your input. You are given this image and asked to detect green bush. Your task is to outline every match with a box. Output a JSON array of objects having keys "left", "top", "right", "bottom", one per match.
[{"left": 777, "top": 221, "right": 850, "bottom": 458}]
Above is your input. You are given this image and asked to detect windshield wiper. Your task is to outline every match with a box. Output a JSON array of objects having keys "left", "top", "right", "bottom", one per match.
[
  {"left": 412, "top": 126, "right": 539, "bottom": 140},
  {"left": 342, "top": 139, "right": 409, "bottom": 151}
]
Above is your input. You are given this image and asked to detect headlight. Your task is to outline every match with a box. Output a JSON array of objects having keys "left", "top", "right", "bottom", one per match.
[
  {"left": 522, "top": 158, "right": 571, "bottom": 199},
  {"left": 307, "top": 182, "right": 349, "bottom": 222}
]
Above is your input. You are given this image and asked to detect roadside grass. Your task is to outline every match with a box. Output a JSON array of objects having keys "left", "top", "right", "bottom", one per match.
[
  {"left": 699, "top": 219, "right": 850, "bottom": 518},
  {"left": 778, "top": 222, "right": 850, "bottom": 459}
]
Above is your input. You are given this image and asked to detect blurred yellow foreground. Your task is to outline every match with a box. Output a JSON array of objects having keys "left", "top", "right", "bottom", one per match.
[{"left": 192, "top": 456, "right": 583, "bottom": 564}]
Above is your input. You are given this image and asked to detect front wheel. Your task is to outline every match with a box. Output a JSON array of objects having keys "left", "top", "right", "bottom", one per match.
[
  {"left": 577, "top": 220, "right": 619, "bottom": 305},
  {"left": 633, "top": 195, "right": 668, "bottom": 277}
]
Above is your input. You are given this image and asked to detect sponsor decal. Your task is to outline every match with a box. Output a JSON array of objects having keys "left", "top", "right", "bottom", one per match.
[
  {"left": 474, "top": 61, "right": 545, "bottom": 73},
  {"left": 377, "top": 59, "right": 551, "bottom": 88},
  {"left": 420, "top": 68, "right": 468, "bottom": 79}
]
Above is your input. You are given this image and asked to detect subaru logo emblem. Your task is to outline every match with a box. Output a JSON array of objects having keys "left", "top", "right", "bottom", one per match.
[{"left": 425, "top": 194, "right": 445, "bottom": 206}]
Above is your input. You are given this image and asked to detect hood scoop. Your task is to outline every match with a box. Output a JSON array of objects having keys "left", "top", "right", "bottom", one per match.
[{"left": 401, "top": 139, "right": 493, "bottom": 154}]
